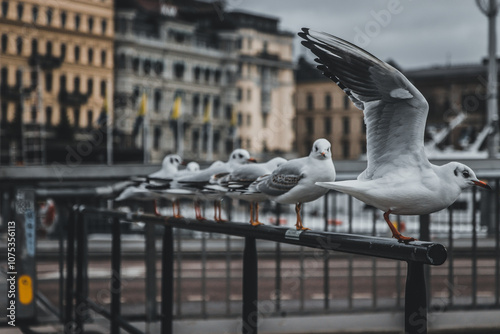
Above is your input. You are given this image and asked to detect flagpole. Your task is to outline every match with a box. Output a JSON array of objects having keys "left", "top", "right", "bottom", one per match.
[
  {"left": 143, "top": 88, "right": 150, "bottom": 164},
  {"left": 106, "top": 80, "right": 113, "bottom": 165}
]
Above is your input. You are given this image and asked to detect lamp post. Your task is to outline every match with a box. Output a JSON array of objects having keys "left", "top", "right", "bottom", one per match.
[{"left": 477, "top": 0, "right": 500, "bottom": 158}]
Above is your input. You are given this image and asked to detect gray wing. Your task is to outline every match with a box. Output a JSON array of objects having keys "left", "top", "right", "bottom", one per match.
[
  {"left": 299, "top": 29, "right": 430, "bottom": 180},
  {"left": 257, "top": 158, "right": 305, "bottom": 197}
]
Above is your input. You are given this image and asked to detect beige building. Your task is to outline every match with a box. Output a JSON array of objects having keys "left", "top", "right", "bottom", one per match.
[
  {"left": 294, "top": 57, "right": 365, "bottom": 160},
  {"left": 232, "top": 12, "right": 295, "bottom": 155},
  {"left": 0, "top": 0, "right": 114, "bottom": 164}
]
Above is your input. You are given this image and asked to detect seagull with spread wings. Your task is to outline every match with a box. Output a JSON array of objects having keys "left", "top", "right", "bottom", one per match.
[{"left": 299, "top": 28, "right": 491, "bottom": 242}]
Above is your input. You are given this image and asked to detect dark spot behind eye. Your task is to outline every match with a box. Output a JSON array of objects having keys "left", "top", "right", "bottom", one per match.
[
  {"left": 454, "top": 169, "right": 458, "bottom": 177},
  {"left": 170, "top": 158, "right": 174, "bottom": 164}
]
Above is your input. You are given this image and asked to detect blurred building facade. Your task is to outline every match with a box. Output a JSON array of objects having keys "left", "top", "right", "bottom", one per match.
[
  {"left": 114, "top": 0, "right": 295, "bottom": 162},
  {"left": 0, "top": 0, "right": 114, "bottom": 165},
  {"left": 294, "top": 57, "right": 365, "bottom": 160}
]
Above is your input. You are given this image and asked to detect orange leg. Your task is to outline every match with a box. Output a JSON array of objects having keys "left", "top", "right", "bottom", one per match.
[
  {"left": 295, "top": 203, "right": 310, "bottom": 231},
  {"left": 172, "top": 200, "right": 183, "bottom": 219},
  {"left": 383, "top": 210, "right": 416, "bottom": 243},
  {"left": 251, "top": 202, "right": 263, "bottom": 226},
  {"left": 249, "top": 202, "right": 254, "bottom": 225},
  {"left": 153, "top": 200, "right": 161, "bottom": 216},
  {"left": 195, "top": 200, "right": 205, "bottom": 220},
  {"left": 215, "top": 200, "right": 226, "bottom": 223}
]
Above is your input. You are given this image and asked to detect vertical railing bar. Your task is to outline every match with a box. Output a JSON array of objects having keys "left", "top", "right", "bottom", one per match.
[
  {"left": 145, "top": 220, "right": 157, "bottom": 326},
  {"left": 348, "top": 195, "right": 353, "bottom": 310},
  {"left": 225, "top": 234, "right": 232, "bottom": 315},
  {"left": 274, "top": 203, "right": 281, "bottom": 313},
  {"left": 323, "top": 193, "right": 330, "bottom": 310},
  {"left": 201, "top": 231, "right": 207, "bottom": 318},
  {"left": 58, "top": 202, "right": 66, "bottom": 322},
  {"left": 472, "top": 187, "right": 478, "bottom": 307},
  {"left": 75, "top": 207, "right": 89, "bottom": 332},
  {"left": 65, "top": 206, "right": 77, "bottom": 326},
  {"left": 371, "top": 208, "right": 377, "bottom": 309},
  {"left": 111, "top": 216, "right": 121, "bottom": 334},
  {"left": 405, "top": 261, "right": 427, "bottom": 334},
  {"left": 242, "top": 237, "right": 258, "bottom": 334},
  {"left": 175, "top": 228, "right": 182, "bottom": 317},
  {"left": 299, "top": 246, "right": 305, "bottom": 312},
  {"left": 448, "top": 207, "right": 454, "bottom": 307},
  {"left": 495, "top": 178, "right": 500, "bottom": 306},
  {"left": 161, "top": 225, "right": 174, "bottom": 334},
  {"left": 396, "top": 215, "right": 402, "bottom": 308},
  {"left": 419, "top": 214, "right": 431, "bottom": 306}
]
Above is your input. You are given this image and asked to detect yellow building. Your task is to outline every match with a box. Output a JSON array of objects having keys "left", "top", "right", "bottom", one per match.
[
  {"left": 232, "top": 11, "right": 295, "bottom": 155},
  {"left": 0, "top": 0, "right": 114, "bottom": 164},
  {"left": 295, "top": 57, "right": 365, "bottom": 160}
]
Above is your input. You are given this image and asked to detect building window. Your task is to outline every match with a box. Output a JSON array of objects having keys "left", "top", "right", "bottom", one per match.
[
  {"left": 1, "top": 1, "right": 8, "bottom": 18},
  {"left": 87, "top": 110, "right": 93, "bottom": 128},
  {"left": 101, "top": 19, "right": 107, "bottom": 34},
  {"left": 74, "top": 76, "right": 80, "bottom": 92},
  {"left": 204, "top": 68, "right": 210, "bottom": 82},
  {"left": 342, "top": 140, "right": 350, "bottom": 159},
  {"left": 343, "top": 95, "right": 350, "bottom": 110},
  {"left": 46, "top": 107, "right": 52, "bottom": 126},
  {"left": 60, "top": 43, "right": 66, "bottom": 60},
  {"left": 143, "top": 59, "right": 151, "bottom": 74},
  {"left": 31, "top": 38, "right": 37, "bottom": 55},
  {"left": 88, "top": 17, "right": 94, "bottom": 32},
  {"left": 16, "top": 3, "right": 23, "bottom": 20},
  {"left": 247, "top": 88, "right": 251, "bottom": 101},
  {"left": 225, "top": 105, "right": 232, "bottom": 120},
  {"left": 214, "top": 70, "right": 221, "bottom": 84},
  {"left": 132, "top": 58, "right": 139, "bottom": 72},
  {"left": 174, "top": 63, "right": 184, "bottom": 79},
  {"left": 75, "top": 14, "right": 80, "bottom": 30},
  {"left": 192, "top": 129, "right": 199, "bottom": 153},
  {"left": 100, "top": 80, "right": 106, "bottom": 97},
  {"left": 192, "top": 95, "right": 199, "bottom": 115},
  {"left": 213, "top": 130, "right": 220, "bottom": 153},
  {"left": 61, "top": 11, "right": 67, "bottom": 28},
  {"left": 73, "top": 108, "right": 80, "bottom": 127},
  {"left": 46, "top": 8, "right": 52, "bottom": 25},
  {"left": 15, "top": 69, "right": 22, "bottom": 87},
  {"left": 324, "top": 117, "right": 331, "bottom": 135},
  {"left": 342, "top": 116, "right": 350, "bottom": 135},
  {"left": 87, "top": 78, "right": 93, "bottom": 95},
  {"left": 117, "top": 54, "right": 126, "bottom": 69},
  {"left": 32, "top": 6, "right": 38, "bottom": 23},
  {"left": 30, "top": 105, "right": 37, "bottom": 122},
  {"left": 88, "top": 48, "right": 93, "bottom": 64},
  {"left": 154, "top": 90, "right": 161, "bottom": 112},
  {"left": 46, "top": 41, "right": 52, "bottom": 55},
  {"left": 74, "top": 46, "right": 80, "bottom": 63},
  {"left": 16, "top": 36, "right": 22, "bottom": 55},
  {"left": 262, "top": 113, "right": 268, "bottom": 128},
  {"left": 101, "top": 50, "right": 107, "bottom": 67},
  {"left": 154, "top": 127, "right": 161, "bottom": 150},
  {"left": 1, "top": 67, "right": 7, "bottom": 85},
  {"left": 1, "top": 34, "right": 7, "bottom": 53},
  {"left": 213, "top": 97, "right": 220, "bottom": 118},
  {"left": 45, "top": 72, "right": 52, "bottom": 91},
  {"left": 237, "top": 88, "right": 242, "bottom": 101},
  {"left": 1, "top": 102, "right": 7, "bottom": 126},
  {"left": 194, "top": 67, "right": 200, "bottom": 81},
  {"left": 306, "top": 93, "right": 314, "bottom": 110},
  {"left": 306, "top": 117, "right": 313, "bottom": 135},
  {"left": 154, "top": 60, "right": 163, "bottom": 74},
  {"left": 30, "top": 70, "right": 37, "bottom": 87},
  {"left": 325, "top": 93, "right": 332, "bottom": 110},
  {"left": 237, "top": 112, "right": 243, "bottom": 126},
  {"left": 59, "top": 75, "right": 66, "bottom": 91}
]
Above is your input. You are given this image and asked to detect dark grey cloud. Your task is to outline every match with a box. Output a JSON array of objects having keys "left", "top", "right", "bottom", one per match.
[{"left": 227, "top": 0, "right": 492, "bottom": 70}]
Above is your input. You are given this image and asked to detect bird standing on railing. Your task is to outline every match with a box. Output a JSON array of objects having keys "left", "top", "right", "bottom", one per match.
[
  {"left": 172, "top": 149, "right": 257, "bottom": 221},
  {"left": 255, "top": 138, "right": 336, "bottom": 230},
  {"left": 210, "top": 157, "right": 287, "bottom": 226},
  {"left": 115, "top": 154, "right": 183, "bottom": 215},
  {"left": 299, "top": 28, "right": 492, "bottom": 242}
]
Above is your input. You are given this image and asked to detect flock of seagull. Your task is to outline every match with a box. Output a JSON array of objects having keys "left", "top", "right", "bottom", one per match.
[{"left": 116, "top": 29, "right": 492, "bottom": 242}]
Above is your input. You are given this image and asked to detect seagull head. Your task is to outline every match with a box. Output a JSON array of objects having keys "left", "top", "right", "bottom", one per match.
[
  {"left": 228, "top": 149, "right": 255, "bottom": 167},
  {"left": 162, "top": 154, "right": 183, "bottom": 172},
  {"left": 448, "top": 162, "right": 491, "bottom": 190},
  {"left": 310, "top": 138, "right": 332, "bottom": 160},
  {"left": 186, "top": 162, "right": 200, "bottom": 172}
]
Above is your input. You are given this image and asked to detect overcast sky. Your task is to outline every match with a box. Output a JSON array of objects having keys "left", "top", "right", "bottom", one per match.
[{"left": 225, "top": 0, "right": 494, "bottom": 70}]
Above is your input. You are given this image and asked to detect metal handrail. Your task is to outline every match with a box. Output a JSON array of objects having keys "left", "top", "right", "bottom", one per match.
[{"left": 68, "top": 205, "right": 448, "bottom": 334}]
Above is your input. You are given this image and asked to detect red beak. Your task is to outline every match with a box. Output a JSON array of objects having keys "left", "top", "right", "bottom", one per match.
[
  {"left": 247, "top": 157, "right": 257, "bottom": 163},
  {"left": 473, "top": 180, "right": 492, "bottom": 190}
]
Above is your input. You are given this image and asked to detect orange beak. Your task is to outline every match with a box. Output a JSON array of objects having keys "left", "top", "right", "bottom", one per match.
[
  {"left": 247, "top": 157, "right": 257, "bottom": 163},
  {"left": 321, "top": 152, "right": 326, "bottom": 158},
  {"left": 473, "top": 180, "right": 492, "bottom": 190}
]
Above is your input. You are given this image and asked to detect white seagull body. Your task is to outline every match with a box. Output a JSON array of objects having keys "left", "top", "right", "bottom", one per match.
[
  {"left": 299, "top": 29, "right": 491, "bottom": 241},
  {"left": 256, "top": 138, "right": 336, "bottom": 230}
]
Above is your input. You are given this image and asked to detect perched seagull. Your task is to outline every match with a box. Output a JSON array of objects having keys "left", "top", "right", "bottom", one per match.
[
  {"left": 256, "top": 139, "right": 336, "bottom": 230},
  {"left": 299, "top": 28, "right": 491, "bottom": 242},
  {"left": 147, "top": 162, "right": 200, "bottom": 218},
  {"left": 174, "top": 149, "right": 256, "bottom": 221},
  {"left": 115, "top": 154, "right": 183, "bottom": 214},
  {"left": 214, "top": 157, "right": 287, "bottom": 226}
]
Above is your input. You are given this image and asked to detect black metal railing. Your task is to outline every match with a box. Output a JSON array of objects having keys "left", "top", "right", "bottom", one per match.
[{"left": 65, "top": 205, "right": 447, "bottom": 334}]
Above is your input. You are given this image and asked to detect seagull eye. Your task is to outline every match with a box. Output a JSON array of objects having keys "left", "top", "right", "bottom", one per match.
[
  {"left": 314, "top": 146, "right": 318, "bottom": 152},
  {"left": 238, "top": 153, "right": 243, "bottom": 159},
  {"left": 462, "top": 171, "right": 470, "bottom": 178},
  {"left": 169, "top": 158, "right": 174, "bottom": 164}
]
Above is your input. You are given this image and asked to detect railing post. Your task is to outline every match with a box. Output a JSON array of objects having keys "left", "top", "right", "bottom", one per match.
[
  {"left": 111, "top": 216, "right": 121, "bottom": 334},
  {"left": 75, "top": 207, "right": 88, "bottom": 332},
  {"left": 161, "top": 225, "right": 174, "bottom": 334},
  {"left": 274, "top": 203, "right": 281, "bottom": 313},
  {"left": 405, "top": 261, "right": 427, "bottom": 334},
  {"left": 145, "top": 221, "right": 158, "bottom": 326},
  {"left": 242, "top": 237, "right": 258, "bottom": 334},
  {"left": 65, "top": 206, "right": 77, "bottom": 329}
]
